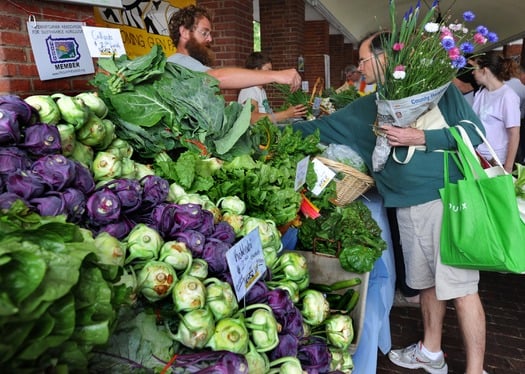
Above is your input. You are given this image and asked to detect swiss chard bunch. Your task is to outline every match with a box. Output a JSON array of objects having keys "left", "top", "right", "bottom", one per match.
[{"left": 297, "top": 200, "right": 386, "bottom": 273}]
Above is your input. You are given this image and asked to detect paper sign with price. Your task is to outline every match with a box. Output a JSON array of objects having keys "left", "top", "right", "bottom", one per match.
[
  {"left": 226, "top": 228, "right": 266, "bottom": 301},
  {"left": 311, "top": 158, "right": 336, "bottom": 196}
]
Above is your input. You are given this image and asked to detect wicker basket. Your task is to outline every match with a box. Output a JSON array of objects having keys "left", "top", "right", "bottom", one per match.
[{"left": 315, "top": 156, "right": 374, "bottom": 205}]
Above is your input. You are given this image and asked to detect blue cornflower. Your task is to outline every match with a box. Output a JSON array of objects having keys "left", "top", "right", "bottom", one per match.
[
  {"left": 476, "top": 25, "right": 489, "bottom": 36},
  {"left": 460, "top": 42, "right": 475, "bottom": 54},
  {"left": 487, "top": 32, "right": 498, "bottom": 43},
  {"left": 463, "top": 11, "right": 475, "bottom": 22},
  {"left": 441, "top": 37, "right": 455, "bottom": 51},
  {"left": 451, "top": 56, "right": 467, "bottom": 69}
]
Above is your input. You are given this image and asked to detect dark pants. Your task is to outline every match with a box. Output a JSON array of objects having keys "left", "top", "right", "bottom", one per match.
[{"left": 387, "top": 207, "right": 420, "bottom": 297}]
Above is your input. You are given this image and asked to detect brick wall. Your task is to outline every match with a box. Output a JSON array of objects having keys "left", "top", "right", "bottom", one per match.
[
  {"left": 259, "top": 0, "right": 304, "bottom": 107},
  {"left": 198, "top": 0, "right": 254, "bottom": 101},
  {"left": 0, "top": 1, "right": 95, "bottom": 97}
]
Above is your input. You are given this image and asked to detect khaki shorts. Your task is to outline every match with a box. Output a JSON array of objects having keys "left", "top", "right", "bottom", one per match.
[{"left": 396, "top": 199, "right": 479, "bottom": 300}]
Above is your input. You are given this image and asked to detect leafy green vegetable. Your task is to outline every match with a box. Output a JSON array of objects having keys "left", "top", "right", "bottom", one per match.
[
  {"left": 0, "top": 201, "right": 127, "bottom": 372},
  {"left": 297, "top": 200, "right": 386, "bottom": 273},
  {"left": 92, "top": 47, "right": 252, "bottom": 161}
]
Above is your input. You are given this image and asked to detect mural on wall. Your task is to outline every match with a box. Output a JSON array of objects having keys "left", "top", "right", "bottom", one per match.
[{"left": 93, "top": 0, "right": 194, "bottom": 57}]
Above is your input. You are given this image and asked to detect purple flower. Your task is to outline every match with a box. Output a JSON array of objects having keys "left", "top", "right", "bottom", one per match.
[
  {"left": 476, "top": 25, "right": 489, "bottom": 36},
  {"left": 451, "top": 56, "right": 467, "bottom": 69},
  {"left": 441, "top": 37, "right": 455, "bottom": 51},
  {"left": 487, "top": 32, "right": 498, "bottom": 43},
  {"left": 460, "top": 42, "right": 475, "bottom": 54},
  {"left": 462, "top": 11, "right": 475, "bottom": 22}
]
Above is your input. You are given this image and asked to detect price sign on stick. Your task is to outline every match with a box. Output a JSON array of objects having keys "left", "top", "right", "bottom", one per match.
[{"left": 226, "top": 228, "right": 266, "bottom": 301}]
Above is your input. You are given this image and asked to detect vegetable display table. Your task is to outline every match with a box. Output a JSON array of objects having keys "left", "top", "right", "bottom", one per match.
[{"left": 351, "top": 190, "right": 396, "bottom": 374}]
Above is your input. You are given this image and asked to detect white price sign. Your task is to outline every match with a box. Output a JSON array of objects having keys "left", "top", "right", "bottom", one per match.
[
  {"left": 310, "top": 158, "right": 336, "bottom": 196},
  {"left": 226, "top": 228, "right": 266, "bottom": 301}
]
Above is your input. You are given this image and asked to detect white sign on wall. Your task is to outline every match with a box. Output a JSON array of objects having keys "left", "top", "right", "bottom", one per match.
[
  {"left": 82, "top": 26, "right": 126, "bottom": 57},
  {"left": 27, "top": 21, "right": 95, "bottom": 81}
]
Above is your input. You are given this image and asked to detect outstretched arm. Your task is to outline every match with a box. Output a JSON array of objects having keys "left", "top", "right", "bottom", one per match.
[{"left": 207, "top": 67, "right": 302, "bottom": 91}]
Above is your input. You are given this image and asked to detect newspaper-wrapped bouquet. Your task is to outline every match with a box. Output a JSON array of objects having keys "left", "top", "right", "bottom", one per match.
[{"left": 372, "top": 0, "right": 498, "bottom": 171}]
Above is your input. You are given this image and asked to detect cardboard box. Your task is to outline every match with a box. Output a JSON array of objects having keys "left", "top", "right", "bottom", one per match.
[{"left": 296, "top": 250, "right": 369, "bottom": 354}]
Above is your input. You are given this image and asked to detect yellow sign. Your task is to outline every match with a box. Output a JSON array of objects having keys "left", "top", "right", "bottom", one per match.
[{"left": 93, "top": 0, "right": 194, "bottom": 58}]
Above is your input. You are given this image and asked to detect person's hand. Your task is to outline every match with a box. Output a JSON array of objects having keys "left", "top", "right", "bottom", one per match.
[
  {"left": 276, "top": 69, "right": 302, "bottom": 92},
  {"left": 286, "top": 104, "right": 308, "bottom": 118},
  {"left": 381, "top": 125, "right": 426, "bottom": 146}
]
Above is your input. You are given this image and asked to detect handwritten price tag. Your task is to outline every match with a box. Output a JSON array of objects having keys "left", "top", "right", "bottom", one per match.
[{"left": 310, "top": 158, "right": 336, "bottom": 196}]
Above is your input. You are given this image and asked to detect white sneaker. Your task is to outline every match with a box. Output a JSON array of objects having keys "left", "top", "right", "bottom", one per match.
[{"left": 388, "top": 341, "right": 448, "bottom": 374}]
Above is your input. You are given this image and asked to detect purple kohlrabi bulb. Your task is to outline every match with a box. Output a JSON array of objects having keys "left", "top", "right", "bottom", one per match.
[
  {"left": 5, "top": 169, "right": 47, "bottom": 200},
  {"left": 140, "top": 174, "right": 169, "bottom": 208},
  {"left": 268, "top": 333, "right": 299, "bottom": 361},
  {"left": 201, "top": 237, "right": 231, "bottom": 275},
  {"left": 196, "top": 209, "right": 215, "bottom": 236},
  {"left": 31, "top": 154, "right": 76, "bottom": 191},
  {"left": 97, "top": 216, "right": 134, "bottom": 240},
  {"left": 70, "top": 161, "right": 95, "bottom": 195},
  {"left": 297, "top": 336, "right": 331, "bottom": 374},
  {"left": 0, "top": 147, "right": 31, "bottom": 175},
  {"left": 209, "top": 221, "right": 236, "bottom": 244},
  {"left": 0, "top": 192, "right": 29, "bottom": 210},
  {"left": 30, "top": 191, "right": 66, "bottom": 217},
  {"left": 102, "top": 178, "right": 142, "bottom": 213},
  {"left": 86, "top": 187, "right": 121, "bottom": 225},
  {"left": 175, "top": 229, "right": 206, "bottom": 257},
  {"left": 0, "top": 95, "right": 35, "bottom": 125},
  {"left": 0, "top": 109, "right": 21, "bottom": 146},
  {"left": 174, "top": 203, "right": 203, "bottom": 231},
  {"left": 22, "top": 123, "right": 62, "bottom": 157},
  {"left": 62, "top": 187, "right": 86, "bottom": 223},
  {"left": 148, "top": 202, "right": 179, "bottom": 239}
]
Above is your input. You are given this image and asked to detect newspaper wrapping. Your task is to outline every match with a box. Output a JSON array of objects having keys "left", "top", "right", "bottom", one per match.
[{"left": 372, "top": 82, "right": 450, "bottom": 172}]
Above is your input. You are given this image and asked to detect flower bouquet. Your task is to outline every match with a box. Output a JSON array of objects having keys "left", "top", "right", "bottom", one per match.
[{"left": 372, "top": 0, "right": 498, "bottom": 171}]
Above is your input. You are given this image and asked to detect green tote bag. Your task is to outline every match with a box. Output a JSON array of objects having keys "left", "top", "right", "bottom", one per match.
[{"left": 439, "top": 126, "right": 525, "bottom": 273}]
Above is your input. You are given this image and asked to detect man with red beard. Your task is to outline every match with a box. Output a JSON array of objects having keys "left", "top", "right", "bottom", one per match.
[{"left": 167, "top": 5, "right": 302, "bottom": 91}]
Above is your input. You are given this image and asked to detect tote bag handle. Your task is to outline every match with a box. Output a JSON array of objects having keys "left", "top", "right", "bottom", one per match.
[{"left": 457, "top": 120, "right": 506, "bottom": 172}]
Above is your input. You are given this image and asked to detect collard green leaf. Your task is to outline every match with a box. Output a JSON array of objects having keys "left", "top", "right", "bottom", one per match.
[
  {"left": 214, "top": 101, "right": 251, "bottom": 155},
  {"left": 109, "top": 84, "right": 176, "bottom": 129}
]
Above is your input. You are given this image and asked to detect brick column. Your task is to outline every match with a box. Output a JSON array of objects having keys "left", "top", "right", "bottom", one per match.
[
  {"left": 198, "top": 0, "right": 254, "bottom": 102},
  {"left": 259, "top": 0, "right": 305, "bottom": 107}
]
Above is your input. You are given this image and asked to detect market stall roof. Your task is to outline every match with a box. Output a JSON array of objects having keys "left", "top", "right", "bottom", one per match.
[{"left": 305, "top": 0, "right": 525, "bottom": 49}]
